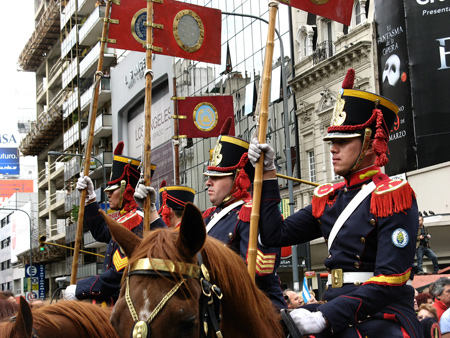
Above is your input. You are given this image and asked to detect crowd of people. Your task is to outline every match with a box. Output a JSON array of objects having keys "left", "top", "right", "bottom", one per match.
[{"left": 414, "top": 276, "right": 450, "bottom": 337}]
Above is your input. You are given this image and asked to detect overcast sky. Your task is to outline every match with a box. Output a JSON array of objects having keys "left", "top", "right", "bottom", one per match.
[{"left": 0, "top": 3, "right": 36, "bottom": 133}]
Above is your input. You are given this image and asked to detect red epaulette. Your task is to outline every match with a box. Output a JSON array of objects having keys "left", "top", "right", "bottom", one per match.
[
  {"left": 238, "top": 199, "right": 252, "bottom": 222},
  {"left": 311, "top": 182, "right": 345, "bottom": 218},
  {"left": 370, "top": 178, "right": 416, "bottom": 218},
  {"left": 117, "top": 209, "right": 142, "bottom": 231},
  {"left": 202, "top": 207, "right": 216, "bottom": 219}
]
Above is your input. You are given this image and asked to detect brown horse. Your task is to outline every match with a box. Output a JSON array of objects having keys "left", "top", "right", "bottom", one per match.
[
  {"left": 101, "top": 202, "right": 284, "bottom": 338},
  {"left": 0, "top": 296, "right": 119, "bottom": 338}
]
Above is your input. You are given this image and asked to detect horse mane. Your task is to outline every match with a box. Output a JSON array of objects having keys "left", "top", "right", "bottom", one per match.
[
  {"left": 0, "top": 299, "right": 18, "bottom": 322},
  {"left": 126, "top": 228, "right": 284, "bottom": 338},
  {"left": 9, "top": 301, "right": 119, "bottom": 338}
]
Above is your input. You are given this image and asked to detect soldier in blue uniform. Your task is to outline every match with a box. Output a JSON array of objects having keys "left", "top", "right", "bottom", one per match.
[
  {"left": 203, "top": 134, "right": 286, "bottom": 310},
  {"left": 157, "top": 181, "right": 195, "bottom": 229},
  {"left": 248, "top": 69, "right": 422, "bottom": 337},
  {"left": 64, "top": 141, "right": 166, "bottom": 303}
]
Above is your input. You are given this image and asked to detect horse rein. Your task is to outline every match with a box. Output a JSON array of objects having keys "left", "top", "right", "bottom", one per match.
[{"left": 125, "top": 257, "right": 223, "bottom": 338}]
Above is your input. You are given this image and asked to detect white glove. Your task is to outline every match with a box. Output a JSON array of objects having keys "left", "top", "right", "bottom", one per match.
[
  {"left": 134, "top": 179, "right": 157, "bottom": 211},
  {"left": 77, "top": 174, "right": 96, "bottom": 202},
  {"left": 63, "top": 284, "right": 78, "bottom": 301},
  {"left": 247, "top": 137, "right": 276, "bottom": 171},
  {"left": 290, "top": 308, "right": 328, "bottom": 335}
]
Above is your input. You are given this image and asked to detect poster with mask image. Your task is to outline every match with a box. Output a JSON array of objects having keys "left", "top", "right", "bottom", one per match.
[
  {"left": 374, "top": 0, "right": 416, "bottom": 175},
  {"left": 404, "top": 0, "right": 450, "bottom": 169}
]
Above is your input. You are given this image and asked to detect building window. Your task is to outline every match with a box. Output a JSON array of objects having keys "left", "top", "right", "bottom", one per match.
[
  {"left": 308, "top": 150, "right": 317, "bottom": 182},
  {"left": 352, "top": 1, "right": 366, "bottom": 27}
]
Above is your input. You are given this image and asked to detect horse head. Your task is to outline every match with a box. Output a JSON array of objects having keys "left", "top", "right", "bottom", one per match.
[
  {"left": 101, "top": 202, "right": 206, "bottom": 338},
  {"left": 101, "top": 202, "right": 284, "bottom": 338}
]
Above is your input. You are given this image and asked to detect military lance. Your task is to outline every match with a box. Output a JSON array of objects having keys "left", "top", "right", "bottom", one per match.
[
  {"left": 71, "top": 0, "right": 112, "bottom": 285},
  {"left": 247, "top": 0, "right": 279, "bottom": 282}
]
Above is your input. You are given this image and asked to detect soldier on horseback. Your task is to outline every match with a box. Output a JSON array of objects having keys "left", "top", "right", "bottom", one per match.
[{"left": 64, "top": 141, "right": 166, "bottom": 303}]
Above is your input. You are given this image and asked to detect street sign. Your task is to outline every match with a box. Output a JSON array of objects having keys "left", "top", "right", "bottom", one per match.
[
  {"left": 26, "top": 264, "right": 45, "bottom": 299},
  {"left": 26, "top": 291, "right": 37, "bottom": 301},
  {"left": 25, "top": 265, "right": 37, "bottom": 277}
]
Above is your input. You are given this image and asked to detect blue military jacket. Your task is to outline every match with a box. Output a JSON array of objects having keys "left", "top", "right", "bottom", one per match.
[
  {"left": 76, "top": 201, "right": 166, "bottom": 303},
  {"left": 204, "top": 199, "right": 287, "bottom": 309},
  {"left": 259, "top": 166, "right": 422, "bottom": 337}
]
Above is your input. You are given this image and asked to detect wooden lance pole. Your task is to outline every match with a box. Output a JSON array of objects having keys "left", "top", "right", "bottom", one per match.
[
  {"left": 143, "top": 0, "right": 154, "bottom": 232},
  {"left": 71, "top": 0, "right": 112, "bottom": 284},
  {"left": 247, "top": 0, "right": 279, "bottom": 281},
  {"left": 172, "top": 76, "right": 181, "bottom": 185},
  {"left": 276, "top": 173, "right": 320, "bottom": 187}
]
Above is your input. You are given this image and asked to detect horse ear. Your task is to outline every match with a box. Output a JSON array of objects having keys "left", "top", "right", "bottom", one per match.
[
  {"left": 177, "top": 202, "right": 206, "bottom": 258},
  {"left": 98, "top": 209, "right": 141, "bottom": 258},
  {"left": 12, "top": 296, "right": 33, "bottom": 337}
]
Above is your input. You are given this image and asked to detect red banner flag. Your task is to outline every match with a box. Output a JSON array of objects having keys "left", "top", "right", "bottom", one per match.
[
  {"left": 280, "top": 0, "right": 353, "bottom": 26},
  {"left": 177, "top": 96, "right": 235, "bottom": 138},
  {"left": 108, "top": 0, "right": 222, "bottom": 64}
]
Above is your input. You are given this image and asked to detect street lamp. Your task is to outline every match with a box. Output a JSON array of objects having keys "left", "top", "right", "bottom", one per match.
[{"left": 47, "top": 151, "right": 107, "bottom": 203}]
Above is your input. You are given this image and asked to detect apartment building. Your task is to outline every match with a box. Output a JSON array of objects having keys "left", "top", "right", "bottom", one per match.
[{"left": 18, "top": 0, "right": 115, "bottom": 297}]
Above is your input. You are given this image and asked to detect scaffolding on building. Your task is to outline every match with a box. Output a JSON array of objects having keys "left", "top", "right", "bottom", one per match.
[
  {"left": 18, "top": 0, "right": 61, "bottom": 72},
  {"left": 18, "top": 0, "right": 63, "bottom": 156}
]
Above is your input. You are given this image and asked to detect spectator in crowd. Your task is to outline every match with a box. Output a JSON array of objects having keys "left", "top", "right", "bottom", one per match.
[
  {"left": 440, "top": 307, "right": 450, "bottom": 337},
  {"left": 431, "top": 277, "right": 450, "bottom": 320},
  {"left": 283, "top": 289, "right": 303, "bottom": 309},
  {"left": 416, "top": 292, "right": 434, "bottom": 307},
  {"left": 0, "top": 291, "right": 16, "bottom": 303},
  {"left": 418, "top": 303, "right": 439, "bottom": 322},
  {"left": 416, "top": 215, "right": 440, "bottom": 274}
]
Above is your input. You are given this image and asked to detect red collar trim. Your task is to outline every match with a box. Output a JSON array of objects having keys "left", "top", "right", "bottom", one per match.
[{"left": 345, "top": 166, "right": 381, "bottom": 186}]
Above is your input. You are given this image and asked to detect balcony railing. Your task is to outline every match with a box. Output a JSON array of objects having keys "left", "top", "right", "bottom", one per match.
[
  {"left": 48, "top": 58, "right": 63, "bottom": 84},
  {"left": 62, "top": 57, "right": 78, "bottom": 89},
  {"left": 64, "top": 155, "right": 82, "bottom": 181},
  {"left": 60, "top": 0, "right": 77, "bottom": 30},
  {"left": 80, "top": 111, "right": 112, "bottom": 143},
  {"left": 63, "top": 123, "right": 80, "bottom": 150},
  {"left": 63, "top": 87, "right": 79, "bottom": 119},
  {"left": 312, "top": 40, "right": 335, "bottom": 65},
  {"left": 61, "top": 24, "right": 79, "bottom": 59},
  {"left": 65, "top": 189, "right": 81, "bottom": 214},
  {"left": 79, "top": 6, "right": 105, "bottom": 46}
]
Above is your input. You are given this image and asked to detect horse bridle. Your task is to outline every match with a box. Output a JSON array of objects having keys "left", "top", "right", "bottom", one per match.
[
  {"left": 9, "top": 315, "right": 39, "bottom": 338},
  {"left": 124, "top": 256, "right": 223, "bottom": 338}
]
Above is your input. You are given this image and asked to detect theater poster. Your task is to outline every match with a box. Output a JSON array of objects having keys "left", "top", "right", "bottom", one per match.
[
  {"left": 374, "top": 0, "right": 416, "bottom": 175},
  {"left": 403, "top": 0, "right": 450, "bottom": 169}
]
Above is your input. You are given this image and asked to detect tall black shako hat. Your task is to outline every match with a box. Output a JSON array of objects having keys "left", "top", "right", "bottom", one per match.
[
  {"left": 158, "top": 180, "right": 195, "bottom": 226},
  {"left": 323, "top": 68, "right": 399, "bottom": 168},
  {"left": 203, "top": 117, "right": 254, "bottom": 201},
  {"left": 104, "top": 141, "right": 156, "bottom": 210}
]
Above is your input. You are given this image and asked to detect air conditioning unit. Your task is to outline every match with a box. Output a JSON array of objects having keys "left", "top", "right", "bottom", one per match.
[{"left": 99, "top": 137, "right": 107, "bottom": 149}]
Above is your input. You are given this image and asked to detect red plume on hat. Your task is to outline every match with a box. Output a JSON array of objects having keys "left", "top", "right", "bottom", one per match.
[
  {"left": 114, "top": 141, "right": 124, "bottom": 155},
  {"left": 220, "top": 116, "right": 233, "bottom": 135},
  {"left": 342, "top": 68, "right": 355, "bottom": 89}
]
